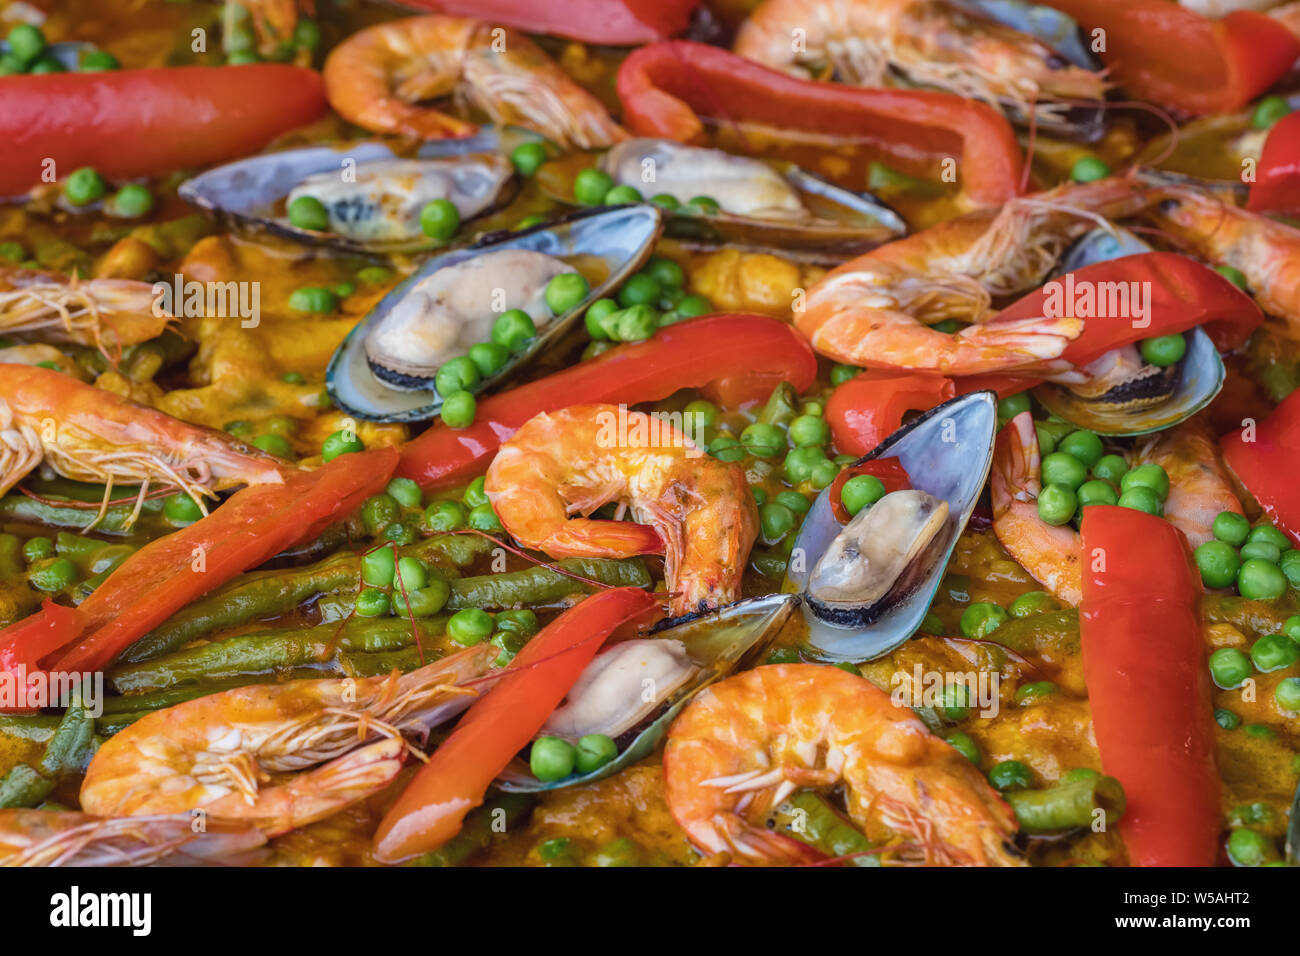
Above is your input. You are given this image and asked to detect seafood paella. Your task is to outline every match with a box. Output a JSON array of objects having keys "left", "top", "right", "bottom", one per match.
[{"left": 0, "top": 0, "right": 1298, "bottom": 871}]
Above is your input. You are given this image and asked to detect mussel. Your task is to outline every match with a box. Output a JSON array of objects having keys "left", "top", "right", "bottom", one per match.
[
  {"left": 544, "top": 138, "right": 905, "bottom": 262},
  {"left": 496, "top": 592, "right": 799, "bottom": 792},
  {"left": 1031, "top": 226, "right": 1226, "bottom": 436},
  {"left": 786, "top": 391, "right": 998, "bottom": 661},
  {"left": 178, "top": 126, "right": 541, "bottom": 254},
  {"left": 325, "top": 204, "right": 663, "bottom": 422}
]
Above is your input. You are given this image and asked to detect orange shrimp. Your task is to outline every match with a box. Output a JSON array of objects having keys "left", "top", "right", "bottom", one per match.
[
  {"left": 797, "top": 177, "right": 1158, "bottom": 375},
  {"left": 1134, "top": 417, "right": 1243, "bottom": 549},
  {"left": 663, "top": 664, "right": 1024, "bottom": 866},
  {"left": 0, "top": 811, "right": 266, "bottom": 867},
  {"left": 990, "top": 411, "right": 1083, "bottom": 605},
  {"left": 0, "top": 364, "right": 289, "bottom": 526},
  {"left": 80, "top": 644, "right": 495, "bottom": 836},
  {"left": 485, "top": 403, "right": 757, "bottom": 617},
  {"left": 322, "top": 15, "right": 626, "bottom": 148},
  {"left": 733, "top": 0, "right": 1106, "bottom": 125},
  {"left": 0, "top": 268, "right": 169, "bottom": 350}
]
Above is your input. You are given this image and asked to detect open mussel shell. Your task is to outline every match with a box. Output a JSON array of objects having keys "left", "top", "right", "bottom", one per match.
[
  {"left": 325, "top": 204, "right": 662, "bottom": 423},
  {"left": 786, "top": 391, "right": 998, "bottom": 662},
  {"left": 1032, "top": 225, "right": 1226, "bottom": 436},
  {"left": 177, "top": 126, "right": 543, "bottom": 255},
  {"left": 495, "top": 592, "right": 799, "bottom": 793}
]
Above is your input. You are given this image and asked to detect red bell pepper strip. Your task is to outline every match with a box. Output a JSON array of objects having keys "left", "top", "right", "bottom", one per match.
[
  {"left": 0, "top": 602, "right": 85, "bottom": 709},
  {"left": 1079, "top": 505, "right": 1220, "bottom": 866},
  {"left": 372, "top": 587, "right": 659, "bottom": 861},
  {"left": 33, "top": 447, "right": 398, "bottom": 677},
  {"left": 616, "top": 41, "right": 1023, "bottom": 207},
  {"left": 397, "top": 314, "right": 817, "bottom": 491},
  {"left": 0, "top": 65, "right": 326, "bottom": 197},
  {"left": 392, "top": 0, "right": 697, "bottom": 43},
  {"left": 1041, "top": 1, "right": 1300, "bottom": 115},
  {"left": 826, "top": 372, "right": 956, "bottom": 459},
  {"left": 1220, "top": 388, "right": 1300, "bottom": 546},
  {"left": 1247, "top": 110, "right": 1300, "bottom": 215}
]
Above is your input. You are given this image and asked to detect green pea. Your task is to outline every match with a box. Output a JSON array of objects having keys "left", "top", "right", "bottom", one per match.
[
  {"left": 675, "top": 294, "right": 711, "bottom": 319},
  {"left": 527, "top": 736, "right": 575, "bottom": 781},
  {"left": 1037, "top": 483, "right": 1078, "bottom": 526},
  {"left": 495, "top": 609, "right": 539, "bottom": 638},
  {"left": 997, "top": 392, "right": 1031, "bottom": 423},
  {"left": 1240, "top": 540, "right": 1282, "bottom": 564},
  {"left": 293, "top": 18, "right": 321, "bottom": 50},
  {"left": 801, "top": 402, "right": 824, "bottom": 417},
  {"left": 788, "top": 414, "right": 830, "bottom": 448},
  {"left": 434, "top": 356, "right": 480, "bottom": 398},
  {"left": 1121, "top": 463, "right": 1169, "bottom": 501},
  {"left": 463, "top": 477, "right": 489, "bottom": 508},
  {"left": 394, "top": 581, "right": 450, "bottom": 618},
  {"left": 1057, "top": 431, "right": 1104, "bottom": 469},
  {"left": 618, "top": 273, "right": 661, "bottom": 309},
  {"left": 107, "top": 183, "right": 153, "bottom": 218},
  {"left": 226, "top": 50, "right": 260, "bottom": 66},
  {"left": 419, "top": 199, "right": 460, "bottom": 240},
  {"left": 1248, "top": 525, "right": 1291, "bottom": 550},
  {"left": 1091, "top": 453, "right": 1129, "bottom": 485},
  {"left": 988, "top": 760, "right": 1032, "bottom": 791},
  {"left": 645, "top": 257, "right": 685, "bottom": 290},
  {"left": 573, "top": 168, "right": 614, "bottom": 206},
  {"left": 830, "top": 364, "right": 860, "bottom": 386},
  {"left": 392, "top": 556, "right": 426, "bottom": 593},
  {"left": 1213, "top": 511, "right": 1251, "bottom": 547},
  {"left": 940, "top": 682, "right": 971, "bottom": 721},
  {"left": 287, "top": 195, "right": 329, "bottom": 231},
  {"left": 575, "top": 734, "right": 618, "bottom": 773},
  {"left": 0, "top": 241, "right": 24, "bottom": 263},
  {"left": 22, "top": 537, "right": 53, "bottom": 563},
  {"left": 513, "top": 215, "right": 546, "bottom": 231},
  {"left": 759, "top": 502, "right": 797, "bottom": 542},
  {"left": 686, "top": 195, "right": 720, "bottom": 214},
  {"left": 1195, "top": 540, "right": 1240, "bottom": 589},
  {"left": 784, "top": 446, "right": 828, "bottom": 484},
  {"left": 424, "top": 500, "right": 466, "bottom": 533},
  {"left": 1070, "top": 156, "right": 1111, "bottom": 183},
  {"left": 614, "top": 304, "right": 659, "bottom": 343},
  {"left": 1034, "top": 423, "right": 1058, "bottom": 456},
  {"left": 649, "top": 193, "right": 680, "bottom": 211},
  {"left": 1062, "top": 768, "right": 1101, "bottom": 783},
  {"left": 766, "top": 647, "right": 801, "bottom": 664},
  {"left": 445, "top": 608, "right": 492, "bottom": 647},
  {"left": 1250, "top": 632, "right": 1299, "bottom": 672},
  {"left": 1214, "top": 264, "right": 1249, "bottom": 290},
  {"left": 1226, "top": 827, "right": 1275, "bottom": 867},
  {"left": 362, "top": 545, "right": 396, "bottom": 588},
  {"left": 382, "top": 521, "right": 416, "bottom": 546},
  {"left": 1215, "top": 708, "right": 1241, "bottom": 730},
  {"left": 809, "top": 460, "right": 839, "bottom": 490},
  {"left": 322, "top": 429, "right": 364, "bottom": 462},
  {"left": 839, "top": 474, "right": 886, "bottom": 516},
  {"left": 833, "top": 661, "right": 860, "bottom": 676},
  {"left": 960, "top": 602, "right": 1009, "bottom": 639},
  {"left": 7, "top": 24, "right": 44, "bottom": 64},
  {"left": 491, "top": 309, "right": 536, "bottom": 353},
  {"left": 1117, "top": 485, "right": 1162, "bottom": 516},
  {"left": 30, "top": 557, "right": 77, "bottom": 592},
  {"left": 770, "top": 491, "right": 808, "bottom": 517},
  {"left": 0, "top": 52, "right": 22, "bottom": 75},
  {"left": 467, "top": 502, "right": 502, "bottom": 533},
  {"left": 64, "top": 167, "right": 107, "bottom": 207},
  {"left": 509, "top": 141, "right": 547, "bottom": 176},
  {"left": 1076, "top": 479, "right": 1117, "bottom": 509},
  {"left": 252, "top": 433, "right": 293, "bottom": 458},
  {"left": 355, "top": 587, "right": 391, "bottom": 618},
  {"left": 379, "top": 478, "right": 419, "bottom": 511},
  {"left": 741, "top": 422, "right": 786, "bottom": 458},
  {"left": 946, "top": 731, "right": 980, "bottom": 764},
  {"left": 1238, "top": 558, "right": 1287, "bottom": 601},
  {"left": 604, "top": 184, "right": 643, "bottom": 204},
  {"left": 1015, "top": 681, "right": 1058, "bottom": 704},
  {"left": 584, "top": 298, "right": 619, "bottom": 339},
  {"left": 683, "top": 399, "right": 719, "bottom": 431},
  {"left": 1208, "top": 647, "right": 1252, "bottom": 689},
  {"left": 262, "top": 415, "right": 296, "bottom": 437},
  {"left": 440, "top": 390, "right": 477, "bottom": 429},
  {"left": 361, "top": 494, "right": 399, "bottom": 535},
  {"left": 1041, "top": 453, "right": 1087, "bottom": 489},
  {"left": 1245, "top": 723, "right": 1275, "bottom": 739},
  {"left": 1139, "top": 333, "right": 1186, "bottom": 368},
  {"left": 1274, "top": 677, "right": 1300, "bottom": 712},
  {"left": 545, "top": 273, "right": 590, "bottom": 316},
  {"left": 708, "top": 435, "right": 745, "bottom": 463},
  {"left": 1284, "top": 615, "right": 1300, "bottom": 642},
  {"left": 333, "top": 281, "right": 356, "bottom": 299},
  {"left": 280, "top": 371, "right": 306, "bottom": 385},
  {"left": 467, "top": 341, "right": 509, "bottom": 380},
  {"left": 1252, "top": 94, "right": 1292, "bottom": 130},
  {"left": 163, "top": 493, "right": 204, "bottom": 524},
  {"left": 79, "top": 49, "right": 119, "bottom": 71},
  {"left": 27, "top": 52, "right": 63, "bottom": 73},
  {"left": 1008, "top": 590, "right": 1059, "bottom": 618},
  {"left": 1281, "top": 550, "right": 1300, "bottom": 589},
  {"left": 356, "top": 266, "right": 393, "bottom": 285},
  {"left": 288, "top": 287, "right": 337, "bottom": 313}
]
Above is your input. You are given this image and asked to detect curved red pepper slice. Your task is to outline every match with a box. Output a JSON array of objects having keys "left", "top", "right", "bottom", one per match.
[
  {"left": 616, "top": 41, "right": 1023, "bottom": 207},
  {"left": 1079, "top": 505, "right": 1219, "bottom": 866},
  {"left": 373, "top": 587, "right": 659, "bottom": 861},
  {"left": 1220, "top": 388, "right": 1300, "bottom": 546},
  {"left": 0, "top": 65, "right": 326, "bottom": 196},
  {"left": 39, "top": 448, "right": 399, "bottom": 676},
  {"left": 826, "top": 372, "right": 956, "bottom": 459},
  {"left": 392, "top": 0, "right": 697, "bottom": 43},
  {"left": 1247, "top": 110, "right": 1300, "bottom": 215},
  {"left": 1041, "top": 1, "right": 1299, "bottom": 115},
  {"left": 396, "top": 314, "right": 818, "bottom": 491}
]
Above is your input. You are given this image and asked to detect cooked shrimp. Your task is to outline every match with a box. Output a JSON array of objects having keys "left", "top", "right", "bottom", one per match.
[
  {"left": 322, "top": 15, "right": 625, "bottom": 148},
  {"left": 0, "top": 364, "right": 289, "bottom": 527},
  {"left": 990, "top": 411, "right": 1083, "bottom": 605},
  {"left": 798, "top": 177, "right": 1156, "bottom": 375},
  {"left": 80, "top": 644, "right": 496, "bottom": 835},
  {"left": 1134, "top": 417, "right": 1243, "bottom": 549},
  {"left": 733, "top": 0, "right": 1105, "bottom": 126},
  {"left": 485, "top": 404, "right": 757, "bottom": 617},
  {"left": 0, "top": 810, "right": 266, "bottom": 867},
  {"left": 663, "top": 664, "right": 1024, "bottom": 866},
  {"left": 0, "top": 267, "right": 170, "bottom": 350}
]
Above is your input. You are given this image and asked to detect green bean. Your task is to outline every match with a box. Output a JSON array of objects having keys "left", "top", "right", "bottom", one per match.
[
  {"left": 0, "top": 533, "right": 22, "bottom": 577},
  {"left": 0, "top": 763, "right": 52, "bottom": 809},
  {"left": 749, "top": 550, "right": 788, "bottom": 579},
  {"left": 767, "top": 790, "right": 881, "bottom": 866},
  {"left": 109, "top": 618, "right": 447, "bottom": 693},
  {"left": 339, "top": 646, "right": 431, "bottom": 677},
  {"left": 0, "top": 715, "right": 59, "bottom": 745},
  {"left": 1005, "top": 774, "right": 1126, "bottom": 833},
  {"left": 0, "top": 534, "right": 39, "bottom": 627},
  {"left": 756, "top": 382, "right": 798, "bottom": 428},
  {"left": 446, "top": 557, "right": 649, "bottom": 610},
  {"left": 0, "top": 493, "right": 164, "bottom": 534},
  {"left": 982, "top": 608, "right": 1080, "bottom": 658},
  {"left": 1202, "top": 593, "right": 1296, "bottom": 638},
  {"left": 412, "top": 792, "right": 534, "bottom": 867},
  {"left": 0, "top": 689, "right": 96, "bottom": 809}
]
